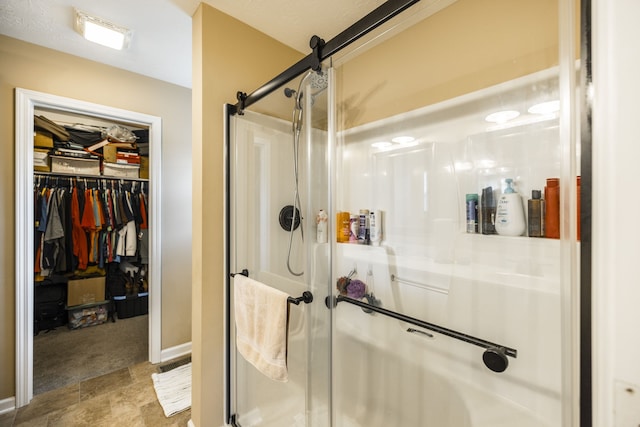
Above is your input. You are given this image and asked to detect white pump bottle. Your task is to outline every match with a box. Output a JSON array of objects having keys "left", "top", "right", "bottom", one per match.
[{"left": 495, "top": 178, "right": 526, "bottom": 236}]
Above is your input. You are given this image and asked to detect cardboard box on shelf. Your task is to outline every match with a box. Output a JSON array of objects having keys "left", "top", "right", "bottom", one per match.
[
  {"left": 140, "top": 156, "right": 149, "bottom": 179},
  {"left": 103, "top": 145, "right": 117, "bottom": 163},
  {"left": 116, "top": 152, "right": 140, "bottom": 164},
  {"left": 67, "top": 276, "right": 105, "bottom": 307},
  {"left": 34, "top": 130, "right": 54, "bottom": 148}
]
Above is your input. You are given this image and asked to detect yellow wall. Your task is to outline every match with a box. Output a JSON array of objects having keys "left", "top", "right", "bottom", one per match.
[
  {"left": 0, "top": 35, "right": 193, "bottom": 400},
  {"left": 190, "top": 4, "right": 303, "bottom": 426},
  {"left": 337, "top": 0, "right": 561, "bottom": 128}
]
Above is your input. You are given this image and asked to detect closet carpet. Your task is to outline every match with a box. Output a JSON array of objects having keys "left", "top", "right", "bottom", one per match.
[{"left": 33, "top": 313, "right": 148, "bottom": 395}]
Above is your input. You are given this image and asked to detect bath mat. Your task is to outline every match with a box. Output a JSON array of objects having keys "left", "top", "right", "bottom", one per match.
[{"left": 151, "top": 362, "right": 192, "bottom": 417}]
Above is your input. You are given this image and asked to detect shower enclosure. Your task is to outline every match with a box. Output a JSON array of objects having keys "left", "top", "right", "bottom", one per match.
[{"left": 226, "top": 0, "right": 584, "bottom": 426}]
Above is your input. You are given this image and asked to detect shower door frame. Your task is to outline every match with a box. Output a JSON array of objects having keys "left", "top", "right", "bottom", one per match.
[{"left": 223, "top": 0, "right": 593, "bottom": 425}]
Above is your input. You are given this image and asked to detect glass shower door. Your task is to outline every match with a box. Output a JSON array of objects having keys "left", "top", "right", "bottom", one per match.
[
  {"left": 329, "top": 1, "right": 579, "bottom": 426},
  {"left": 228, "top": 68, "right": 332, "bottom": 427}
]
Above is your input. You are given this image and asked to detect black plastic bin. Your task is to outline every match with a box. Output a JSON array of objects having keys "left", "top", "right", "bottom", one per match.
[{"left": 113, "top": 292, "right": 149, "bottom": 319}]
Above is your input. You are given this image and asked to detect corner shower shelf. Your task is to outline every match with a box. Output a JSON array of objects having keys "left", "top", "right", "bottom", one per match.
[{"left": 327, "top": 294, "right": 517, "bottom": 373}]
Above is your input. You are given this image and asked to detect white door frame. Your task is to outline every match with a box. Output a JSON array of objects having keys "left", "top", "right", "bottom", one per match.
[{"left": 14, "top": 88, "right": 162, "bottom": 407}]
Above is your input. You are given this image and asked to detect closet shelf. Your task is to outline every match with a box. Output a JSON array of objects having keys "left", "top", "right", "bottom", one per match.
[{"left": 34, "top": 171, "right": 148, "bottom": 182}]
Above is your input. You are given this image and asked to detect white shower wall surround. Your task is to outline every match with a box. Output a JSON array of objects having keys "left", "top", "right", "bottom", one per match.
[
  {"left": 229, "top": 68, "right": 567, "bottom": 426},
  {"left": 332, "top": 69, "right": 565, "bottom": 426},
  {"left": 333, "top": 242, "right": 559, "bottom": 426}
]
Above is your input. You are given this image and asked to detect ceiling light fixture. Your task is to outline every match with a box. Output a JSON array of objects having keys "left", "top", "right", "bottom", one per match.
[
  {"left": 391, "top": 136, "right": 415, "bottom": 144},
  {"left": 74, "top": 9, "right": 131, "bottom": 50},
  {"left": 485, "top": 110, "right": 520, "bottom": 124},
  {"left": 528, "top": 100, "right": 560, "bottom": 115},
  {"left": 371, "top": 141, "right": 392, "bottom": 149}
]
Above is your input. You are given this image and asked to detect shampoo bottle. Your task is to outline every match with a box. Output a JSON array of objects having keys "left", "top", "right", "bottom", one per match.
[
  {"left": 369, "top": 210, "right": 382, "bottom": 245},
  {"left": 528, "top": 190, "right": 545, "bottom": 237},
  {"left": 495, "top": 179, "right": 526, "bottom": 236},
  {"left": 466, "top": 194, "right": 478, "bottom": 233},
  {"left": 316, "top": 209, "right": 328, "bottom": 243}
]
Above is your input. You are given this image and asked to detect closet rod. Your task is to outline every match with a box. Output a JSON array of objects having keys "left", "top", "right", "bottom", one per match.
[{"left": 34, "top": 171, "right": 148, "bottom": 183}]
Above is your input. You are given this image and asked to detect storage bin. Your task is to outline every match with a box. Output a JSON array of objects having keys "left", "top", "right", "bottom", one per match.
[
  {"left": 113, "top": 295, "right": 135, "bottom": 319},
  {"left": 34, "top": 148, "right": 51, "bottom": 172},
  {"left": 103, "top": 162, "right": 139, "bottom": 178},
  {"left": 136, "top": 292, "right": 149, "bottom": 315},
  {"left": 113, "top": 292, "right": 148, "bottom": 319},
  {"left": 67, "top": 301, "right": 109, "bottom": 329},
  {"left": 51, "top": 155, "right": 100, "bottom": 175}
]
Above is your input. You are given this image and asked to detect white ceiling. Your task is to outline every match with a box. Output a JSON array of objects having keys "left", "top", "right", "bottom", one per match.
[{"left": 0, "top": 0, "right": 386, "bottom": 89}]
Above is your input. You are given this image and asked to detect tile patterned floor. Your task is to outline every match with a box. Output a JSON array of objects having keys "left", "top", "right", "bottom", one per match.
[{"left": 0, "top": 361, "right": 191, "bottom": 427}]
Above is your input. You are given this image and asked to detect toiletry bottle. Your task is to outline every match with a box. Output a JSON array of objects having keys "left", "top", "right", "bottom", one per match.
[
  {"left": 495, "top": 178, "right": 526, "bottom": 236},
  {"left": 545, "top": 178, "right": 560, "bottom": 239},
  {"left": 357, "top": 209, "right": 370, "bottom": 244},
  {"left": 336, "top": 211, "right": 350, "bottom": 242},
  {"left": 528, "top": 190, "right": 545, "bottom": 237},
  {"left": 466, "top": 194, "right": 478, "bottom": 233},
  {"left": 369, "top": 210, "right": 382, "bottom": 245},
  {"left": 349, "top": 215, "right": 358, "bottom": 242},
  {"left": 481, "top": 186, "right": 497, "bottom": 235},
  {"left": 316, "top": 209, "right": 328, "bottom": 243}
]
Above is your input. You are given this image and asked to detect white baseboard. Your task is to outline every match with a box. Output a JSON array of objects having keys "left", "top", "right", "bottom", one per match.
[
  {"left": 160, "top": 341, "right": 192, "bottom": 363},
  {"left": 0, "top": 396, "right": 16, "bottom": 415}
]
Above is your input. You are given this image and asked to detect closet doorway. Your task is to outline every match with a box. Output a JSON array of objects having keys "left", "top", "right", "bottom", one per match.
[{"left": 14, "top": 88, "right": 162, "bottom": 407}]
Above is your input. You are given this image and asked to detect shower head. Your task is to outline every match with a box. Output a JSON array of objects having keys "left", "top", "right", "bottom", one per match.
[
  {"left": 285, "top": 69, "right": 329, "bottom": 107},
  {"left": 309, "top": 69, "right": 328, "bottom": 91},
  {"left": 288, "top": 68, "right": 329, "bottom": 134}
]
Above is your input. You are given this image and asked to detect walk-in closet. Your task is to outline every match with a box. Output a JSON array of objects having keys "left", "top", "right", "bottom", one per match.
[
  {"left": 33, "top": 108, "right": 150, "bottom": 394},
  {"left": 14, "top": 89, "right": 162, "bottom": 401}
]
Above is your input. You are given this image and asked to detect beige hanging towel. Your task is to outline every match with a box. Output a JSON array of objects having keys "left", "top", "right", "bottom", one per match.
[{"left": 233, "top": 274, "right": 290, "bottom": 382}]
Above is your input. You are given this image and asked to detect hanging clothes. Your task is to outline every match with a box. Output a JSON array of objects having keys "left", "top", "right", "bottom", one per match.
[
  {"left": 33, "top": 175, "right": 150, "bottom": 275},
  {"left": 41, "top": 188, "right": 64, "bottom": 273},
  {"left": 71, "top": 187, "right": 89, "bottom": 270}
]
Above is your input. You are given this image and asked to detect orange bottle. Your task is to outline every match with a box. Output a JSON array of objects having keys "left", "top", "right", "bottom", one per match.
[
  {"left": 545, "top": 178, "right": 560, "bottom": 239},
  {"left": 336, "top": 212, "right": 351, "bottom": 242}
]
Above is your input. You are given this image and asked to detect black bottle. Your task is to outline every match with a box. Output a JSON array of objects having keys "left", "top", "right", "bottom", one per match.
[{"left": 481, "top": 186, "right": 496, "bottom": 235}]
